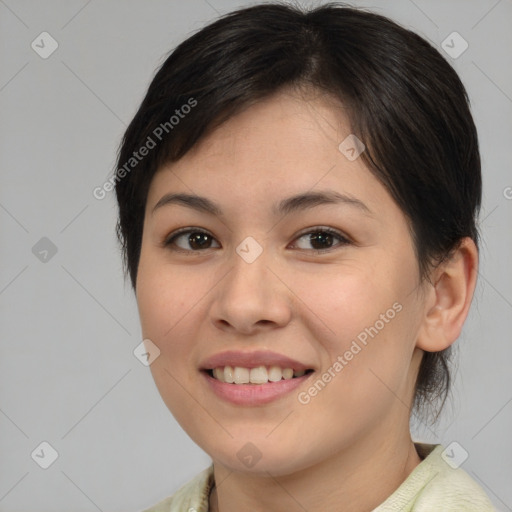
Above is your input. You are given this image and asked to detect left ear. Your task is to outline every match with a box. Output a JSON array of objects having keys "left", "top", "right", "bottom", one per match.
[{"left": 416, "top": 237, "right": 479, "bottom": 352}]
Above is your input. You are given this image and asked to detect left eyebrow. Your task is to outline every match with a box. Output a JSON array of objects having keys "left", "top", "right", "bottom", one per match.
[
  {"left": 151, "top": 190, "right": 372, "bottom": 217},
  {"left": 273, "top": 190, "right": 373, "bottom": 217}
]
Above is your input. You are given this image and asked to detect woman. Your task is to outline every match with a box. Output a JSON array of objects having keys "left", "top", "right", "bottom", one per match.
[{"left": 114, "top": 3, "right": 495, "bottom": 510}]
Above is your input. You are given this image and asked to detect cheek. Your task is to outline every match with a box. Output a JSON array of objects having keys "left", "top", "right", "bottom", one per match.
[
  {"left": 288, "top": 257, "right": 420, "bottom": 403},
  {"left": 135, "top": 262, "right": 209, "bottom": 425},
  {"left": 136, "top": 264, "right": 197, "bottom": 392},
  {"left": 137, "top": 254, "right": 197, "bottom": 340},
  {"left": 288, "top": 262, "right": 396, "bottom": 347}
]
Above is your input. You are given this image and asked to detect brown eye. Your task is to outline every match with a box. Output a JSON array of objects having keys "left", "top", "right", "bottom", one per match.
[
  {"left": 293, "top": 228, "right": 349, "bottom": 252},
  {"left": 308, "top": 232, "right": 335, "bottom": 250},
  {"left": 187, "top": 232, "right": 213, "bottom": 250},
  {"left": 165, "top": 229, "right": 220, "bottom": 251}
]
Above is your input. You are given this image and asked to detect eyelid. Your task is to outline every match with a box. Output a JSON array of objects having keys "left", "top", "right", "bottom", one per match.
[
  {"left": 289, "top": 226, "right": 351, "bottom": 247},
  {"left": 294, "top": 225, "right": 350, "bottom": 238},
  {"left": 164, "top": 226, "right": 211, "bottom": 241},
  {"left": 163, "top": 227, "right": 220, "bottom": 250},
  {"left": 163, "top": 226, "right": 351, "bottom": 252}
]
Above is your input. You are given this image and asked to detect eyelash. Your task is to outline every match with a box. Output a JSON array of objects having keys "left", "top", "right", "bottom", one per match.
[
  {"left": 163, "top": 226, "right": 351, "bottom": 254},
  {"left": 293, "top": 227, "right": 351, "bottom": 253}
]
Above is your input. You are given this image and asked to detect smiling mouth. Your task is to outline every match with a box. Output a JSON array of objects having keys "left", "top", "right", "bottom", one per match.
[{"left": 206, "top": 366, "right": 314, "bottom": 385}]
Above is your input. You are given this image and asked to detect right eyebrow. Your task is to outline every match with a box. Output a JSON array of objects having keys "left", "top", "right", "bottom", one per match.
[{"left": 152, "top": 193, "right": 222, "bottom": 216}]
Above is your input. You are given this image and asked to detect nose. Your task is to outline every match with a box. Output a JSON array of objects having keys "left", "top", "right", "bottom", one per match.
[{"left": 210, "top": 248, "right": 292, "bottom": 335}]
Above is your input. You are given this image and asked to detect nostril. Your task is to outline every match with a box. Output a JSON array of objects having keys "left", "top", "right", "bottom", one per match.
[{"left": 256, "top": 319, "right": 273, "bottom": 326}]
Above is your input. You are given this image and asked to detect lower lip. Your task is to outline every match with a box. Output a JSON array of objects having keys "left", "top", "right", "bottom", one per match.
[{"left": 202, "top": 371, "right": 312, "bottom": 406}]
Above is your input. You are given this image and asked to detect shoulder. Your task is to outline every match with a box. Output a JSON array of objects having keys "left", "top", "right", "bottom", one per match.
[
  {"left": 374, "top": 444, "right": 496, "bottom": 511},
  {"left": 141, "top": 466, "right": 214, "bottom": 512}
]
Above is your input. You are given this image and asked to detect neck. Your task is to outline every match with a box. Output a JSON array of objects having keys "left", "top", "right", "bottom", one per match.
[{"left": 209, "top": 428, "right": 422, "bottom": 512}]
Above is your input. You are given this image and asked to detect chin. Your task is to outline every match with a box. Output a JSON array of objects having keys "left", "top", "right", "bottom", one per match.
[{"left": 203, "top": 437, "right": 319, "bottom": 477}]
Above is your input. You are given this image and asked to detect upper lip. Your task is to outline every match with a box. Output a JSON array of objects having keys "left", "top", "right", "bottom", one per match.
[{"left": 200, "top": 350, "right": 312, "bottom": 371}]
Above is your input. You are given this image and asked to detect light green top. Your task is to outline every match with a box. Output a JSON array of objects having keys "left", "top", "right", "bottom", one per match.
[{"left": 142, "top": 444, "right": 496, "bottom": 511}]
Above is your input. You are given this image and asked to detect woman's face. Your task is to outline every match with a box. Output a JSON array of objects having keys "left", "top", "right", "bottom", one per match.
[{"left": 136, "top": 90, "right": 427, "bottom": 476}]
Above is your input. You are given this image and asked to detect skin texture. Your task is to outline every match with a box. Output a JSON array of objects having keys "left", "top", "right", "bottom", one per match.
[{"left": 136, "top": 88, "right": 478, "bottom": 512}]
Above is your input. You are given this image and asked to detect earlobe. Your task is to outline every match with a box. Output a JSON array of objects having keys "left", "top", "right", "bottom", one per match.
[{"left": 416, "top": 238, "right": 479, "bottom": 352}]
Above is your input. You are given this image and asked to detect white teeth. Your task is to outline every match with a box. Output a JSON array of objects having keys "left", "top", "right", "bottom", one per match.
[
  {"left": 268, "top": 365, "right": 283, "bottom": 382},
  {"left": 224, "top": 365, "right": 234, "bottom": 383},
  {"left": 282, "top": 368, "right": 294, "bottom": 380},
  {"left": 211, "top": 366, "right": 308, "bottom": 384},
  {"left": 213, "top": 368, "right": 225, "bottom": 382},
  {"left": 249, "top": 366, "right": 268, "bottom": 384},
  {"left": 233, "top": 367, "right": 250, "bottom": 384}
]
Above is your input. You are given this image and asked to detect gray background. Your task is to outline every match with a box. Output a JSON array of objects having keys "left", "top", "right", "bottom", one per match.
[{"left": 0, "top": 0, "right": 511, "bottom": 510}]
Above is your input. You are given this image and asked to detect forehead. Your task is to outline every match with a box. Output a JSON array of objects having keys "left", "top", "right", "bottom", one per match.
[{"left": 146, "top": 90, "right": 392, "bottom": 218}]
